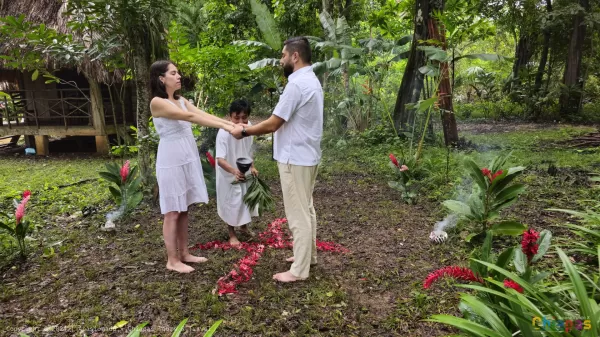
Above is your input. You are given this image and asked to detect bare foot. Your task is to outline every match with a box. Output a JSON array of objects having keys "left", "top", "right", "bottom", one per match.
[
  {"left": 229, "top": 237, "right": 241, "bottom": 247},
  {"left": 273, "top": 271, "right": 304, "bottom": 283},
  {"left": 286, "top": 256, "right": 317, "bottom": 265},
  {"left": 166, "top": 261, "right": 195, "bottom": 273},
  {"left": 181, "top": 254, "right": 208, "bottom": 263}
]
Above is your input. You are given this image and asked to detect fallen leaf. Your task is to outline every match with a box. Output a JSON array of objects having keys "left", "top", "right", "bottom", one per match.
[{"left": 111, "top": 320, "right": 128, "bottom": 329}]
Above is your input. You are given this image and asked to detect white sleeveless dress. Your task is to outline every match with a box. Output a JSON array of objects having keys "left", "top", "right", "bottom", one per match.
[{"left": 153, "top": 98, "right": 209, "bottom": 214}]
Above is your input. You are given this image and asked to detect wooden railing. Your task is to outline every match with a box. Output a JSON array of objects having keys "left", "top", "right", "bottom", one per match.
[{"left": 0, "top": 89, "right": 92, "bottom": 129}]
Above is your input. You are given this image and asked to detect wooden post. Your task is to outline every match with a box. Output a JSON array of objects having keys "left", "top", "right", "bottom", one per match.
[
  {"left": 88, "top": 78, "right": 109, "bottom": 155},
  {"left": 34, "top": 135, "right": 49, "bottom": 156},
  {"left": 95, "top": 136, "right": 109, "bottom": 155}
]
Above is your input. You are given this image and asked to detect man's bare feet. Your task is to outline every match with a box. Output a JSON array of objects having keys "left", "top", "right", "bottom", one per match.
[
  {"left": 181, "top": 254, "right": 208, "bottom": 263},
  {"left": 286, "top": 256, "right": 317, "bottom": 265},
  {"left": 166, "top": 261, "right": 195, "bottom": 273},
  {"left": 273, "top": 271, "right": 304, "bottom": 283},
  {"left": 229, "top": 237, "right": 241, "bottom": 247}
]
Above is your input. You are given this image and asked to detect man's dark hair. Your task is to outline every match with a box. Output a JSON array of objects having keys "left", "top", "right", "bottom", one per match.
[
  {"left": 284, "top": 37, "right": 312, "bottom": 64},
  {"left": 229, "top": 99, "right": 251, "bottom": 116}
]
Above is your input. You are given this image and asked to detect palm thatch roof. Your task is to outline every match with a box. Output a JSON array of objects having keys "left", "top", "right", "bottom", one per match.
[{"left": 0, "top": 0, "right": 123, "bottom": 84}]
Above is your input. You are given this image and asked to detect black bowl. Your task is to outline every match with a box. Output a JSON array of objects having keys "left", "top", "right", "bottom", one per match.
[{"left": 236, "top": 157, "right": 253, "bottom": 174}]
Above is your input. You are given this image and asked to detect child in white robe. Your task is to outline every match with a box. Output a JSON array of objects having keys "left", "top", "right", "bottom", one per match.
[{"left": 215, "top": 99, "right": 259, "bottom": 246}]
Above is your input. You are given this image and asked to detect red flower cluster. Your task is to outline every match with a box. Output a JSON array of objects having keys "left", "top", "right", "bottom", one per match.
[
  {"left": 15, "top": 191, "right": 31, "bottom": 224},
  {"left": 192, "top": 218, "right": 349, "bottom": 295},
  {"left": 481, "top": 168, "right": 503, "bottom": 182},
  {"left": 423, "top": 266, "right": 484, "bottom": 289},
  {"left": 389, "top": 154, "right": 399, "bottom": 168},
  {"left": 120, "top": 160, "right": 130, "bottom": 183},
  {"left": 206, "top": 152, "right": 216, "bottom": 168},
  {"left": 503, "top": 279, "right": 524, "bottom": 293},
  {"left": 522, "top": 229, "right": 540, "bottom": 262}
]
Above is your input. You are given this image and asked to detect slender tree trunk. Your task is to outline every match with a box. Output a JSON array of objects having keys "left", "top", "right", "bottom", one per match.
[
  {"left": 428, "top": 17, "right": 458, "bottom": 146},
  {"left": 392, "top": 0, "right": 429, "bottom": 135},
  {"left": 559, "top": 0, "right": 589, "bottom": 117},
  {"left": 510, "top": 35, "right": 533, "bottom": 88},
  {"left": 534, "top": 0, "right": 552, "bottom": 95},
  {"left": 132, "top": 46, "right": 153, "bottom": 186}
]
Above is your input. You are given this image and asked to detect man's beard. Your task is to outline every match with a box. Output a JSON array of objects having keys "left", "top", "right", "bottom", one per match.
[{"left": 282, "top": 62, "right": 294, "bottom": 78}]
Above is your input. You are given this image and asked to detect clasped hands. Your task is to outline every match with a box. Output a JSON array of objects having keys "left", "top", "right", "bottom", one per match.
[{"left": 229, "top": 123, "right": 247, "bottom": 140}]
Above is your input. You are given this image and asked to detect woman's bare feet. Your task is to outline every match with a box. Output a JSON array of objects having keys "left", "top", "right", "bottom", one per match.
[
  {"left": 240, "top": 225, "right": 255, "bottom": 237},
  {"left": 229, "top": 237, "right": 241, "bottom": 247},
  {"left": 166, "top": 261, "right": 195, "bottom": 273},
  {"left": 181, "top": 254, "right": 208, "bottom": 263},
  {"left": 273, "top": 271, "right": 304, "bottom": 282}
]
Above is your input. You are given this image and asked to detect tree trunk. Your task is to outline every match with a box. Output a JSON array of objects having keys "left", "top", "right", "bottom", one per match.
[
  {"left": 132, "top": 47, "right": 154, "bottom": 187},
  {"left": 392, "top": 0, "right": 429, "bottom": 135},
  {"left": 428, "top": 17, "right": 458, "bottom": 146},
  {"left": 534, "top": 0, "right": 552, "bottom": 95},
  {"left": 510, "top": 34, "right": 533, "bottom": 88},
  {"left": 559, "top": 0, "right": 589, "bottom": 117}
]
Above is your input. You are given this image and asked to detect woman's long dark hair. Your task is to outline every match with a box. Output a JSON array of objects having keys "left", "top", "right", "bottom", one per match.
[{"left": 149, "top": 60, "right": 180, "bottom": 99}]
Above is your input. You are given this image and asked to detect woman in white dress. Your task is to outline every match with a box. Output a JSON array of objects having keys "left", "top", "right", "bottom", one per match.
[{"left": 149, "top": 60, "right": 236, "bottom": 273}]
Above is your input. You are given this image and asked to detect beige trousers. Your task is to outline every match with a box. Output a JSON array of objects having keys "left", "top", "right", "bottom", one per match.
[{"left": 278, "top": 162, "right": 318, "bottom": 279}]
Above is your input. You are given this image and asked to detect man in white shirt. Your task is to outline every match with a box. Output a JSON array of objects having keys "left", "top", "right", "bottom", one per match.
[{"left": 231, "top": 36, "right": 324, "bottom": 283}]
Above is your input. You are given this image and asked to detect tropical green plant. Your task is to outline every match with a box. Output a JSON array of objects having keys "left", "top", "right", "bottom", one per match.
[
  {"left": 443, "top": 153, "right": 527, "bottom": 239},
  {"left": 427, "top": 246, "right": 599, "bottom": 336},
  {"left": 98, "top": 160, "right": 143, "bottom": 218},
  {"left": 0, "top": 191, "right": 33, "bottom": 258},
  {"left": 388, "top": 153, "right": 418, "bottom": 204},
  {"left": 202, "top": 150, "right": 217, "bottom": 197}
]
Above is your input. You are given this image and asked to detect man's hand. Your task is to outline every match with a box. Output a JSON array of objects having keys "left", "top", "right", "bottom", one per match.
[
  {"left": 230, "top": 124, "right": 244, "bottom": 139},
  {"left": 251, "top": 167, "right": 259, "bottom": 177},
  {"left": 233, "top": 169, "right": 246, "bottom": 181}
]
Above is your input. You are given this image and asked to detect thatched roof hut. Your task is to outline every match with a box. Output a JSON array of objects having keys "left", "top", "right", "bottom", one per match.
[
  {"left": 0, "top": 0, "right": 122, "bottom": 84},
  {"left": 0, "top": 0, "right": 134, "bottom": 155}
]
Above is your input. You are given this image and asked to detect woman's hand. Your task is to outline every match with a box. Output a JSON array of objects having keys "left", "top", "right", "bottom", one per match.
[
  {"left": 251, "top": 167, "right": 259, "bottom": 177},
  {"left": 233, "top": 169, "right": 246, "bottom": 181}
]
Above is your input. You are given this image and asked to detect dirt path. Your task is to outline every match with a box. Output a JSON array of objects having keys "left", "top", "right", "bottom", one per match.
[{"left": 1, "top": 173, "right": 462, "bottom": 336}]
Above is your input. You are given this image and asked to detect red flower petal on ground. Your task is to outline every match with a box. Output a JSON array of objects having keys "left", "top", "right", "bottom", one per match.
[
  {"left": 521, "top": 229, "right": 540, "bottom": 262},
  {"left": 206, "top": 152, "right": 216, "bottom": 168},
  {"left": 389, "top": 154, "right": 399, "bottom": 168},
  {"left": 423, "top": 266, "right": 484, "bottom": 289},
  {"left": 503, "top": 279, "right": 524, "bottom": 293}
]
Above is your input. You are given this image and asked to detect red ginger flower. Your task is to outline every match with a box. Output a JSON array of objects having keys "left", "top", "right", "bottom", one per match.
[
  {"left": 120, "top": 160, "right": 130, "bottom": 183},
  {"left": 15, "top": 195, "right": 30, "bottom": 225},
  {"left": 481, "top": 168, "right": 492, "bottom": 180},
  {"left": 206, "top": 152, "right": 216, "bottom": 168},
  {"left": 503, "top": 279, "right": 524, "bottom": 293},
  {"left": 522, "top": 229, "right": 540, "bottom": 262},
  {"left": 423, "top": 266, "right": 484, "bottom": 289},
  {"left": 389, "top": 154, "right": 399, "bottom": 168},
  {"left": 491, "top": 170, "right": 503, "bottom": 182},
  {"left": 22, "top": 190, "right": 31, "bottom": 198}
]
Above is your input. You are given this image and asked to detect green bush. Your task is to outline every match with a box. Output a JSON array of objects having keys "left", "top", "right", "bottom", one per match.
[{"left": 455, "top": 99, "right": 527, "bottom": 120}]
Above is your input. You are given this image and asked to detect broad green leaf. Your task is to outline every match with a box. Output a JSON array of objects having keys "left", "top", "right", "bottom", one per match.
[
  {"left": 531, "top": 230, "right": 552, "bottom": 262},
  {"left": 248, "top": 58, "right": 279, "bottom": 70},
  {"left": 556, "top": 248, "right": 596, "bottom": 336},
  {"left": 442, "top": 200, "right": 472, "bottom": 217},
  {"left": 513, "top": 249, "right": 527, "bottom": 274},
  {"left": 171, "top": 318, "right": 188, "bottom": 337},
  {"left": 492, "top": 184, "right": 525, "bottom": 206},
  {"left": 0, "top": 222, "right": 15, "bottom": 236},
  {"left": 31, "top": 69, "right": 39, "bottom": 81},
  {"left": 418, "top": 65, "right": 439, "bottom": 77},
  {"left": 490, "top": 168, "right": 524, "bottom": 195},
  {"left": 465, "top": 159, "right": 488, "bottom": 191},
  {"left": 108, "top": 186, "right": 122, "bottom": 203},
  {"left": 530, "top": 271, "right": 551, "bottom": 284},
  {"left": 416, "top": 96, "right": 437, "bottom": 113},
  {"left": 111, "top": 320, "right": 128, "bottom": 330},
  {"left": 99, "top": 171, "right": 121, "bottom": 186},
  {"left": 232, "top": 40, "right": 273, "bottom": 50},
  {"left": 249, "top": 0, "right": 281, "bottom": 50},
  {"left": 495, "top": 247, "right": 515, "bottom": 271},
  {"left": 126, "top": 322, "right": 148, "bottom": 337},
  {"left": 203, "top": 319, "right": 223, "bottom": 337},
  {"left": 490, "top": 221, "right": 527, "bottom": 236},
  {"left": 461, "top": 294, "right": 512, "bottom": 336},
  {"left": 426, "top": 314, "right": 508, "bottom": 337},
  {"left": 454, "top": 53, "right": 509, "bottom": 62}
]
